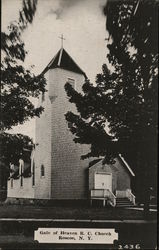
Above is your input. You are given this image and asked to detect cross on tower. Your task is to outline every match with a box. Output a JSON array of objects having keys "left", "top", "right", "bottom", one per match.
[{"left": 59, "top": 34, "right": 66, "bottom": 48}]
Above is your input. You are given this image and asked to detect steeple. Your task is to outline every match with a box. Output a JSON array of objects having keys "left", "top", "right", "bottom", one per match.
[{"left": 42, "top": 48, "right": 87, "bottom": 78}]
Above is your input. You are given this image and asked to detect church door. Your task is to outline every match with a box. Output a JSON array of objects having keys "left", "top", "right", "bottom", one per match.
[{"left": 95, "top": 173, "right": 112, "bottom": 191}]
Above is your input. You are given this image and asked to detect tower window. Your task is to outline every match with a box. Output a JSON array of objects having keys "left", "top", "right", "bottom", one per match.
[
  {"left": 41, "top": 164, "right": 45, "bottom": 177},
  {"left": 42, "top": 92, "right": 45, "bottom": 102},
  {"left": 68, "top": 78, "right": 75, "bottom": 89}
]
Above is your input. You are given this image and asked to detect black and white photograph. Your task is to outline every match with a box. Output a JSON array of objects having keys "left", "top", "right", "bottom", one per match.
[{"left": 0, "top": 0, "right": 158, "bottom": 249}]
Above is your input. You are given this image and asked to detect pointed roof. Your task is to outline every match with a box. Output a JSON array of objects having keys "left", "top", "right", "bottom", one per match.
[
  {"left": 42, "top": 48, "right": 87, "bottom": 77},
  {"left": 89, "top": 155, "right": 135, "bottom": 177},
  {"left": 118, "top": 154, "right": 135, "bottom": 177}
]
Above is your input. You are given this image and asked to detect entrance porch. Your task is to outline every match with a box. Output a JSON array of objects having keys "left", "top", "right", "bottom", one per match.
[{"left": 90, "top": 189, "right": 136, "bottom": 207}]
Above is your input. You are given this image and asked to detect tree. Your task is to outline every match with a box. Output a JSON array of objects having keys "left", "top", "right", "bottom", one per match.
[
  {"left": 1, "top": 0, "right": 46, "bottom": 196},
  {"left": 0, "top": 133, "right": 33, "bottom": 187},
  {"left": 1, "top": 0, "right": 46, "bottom": 130},
  {"left": 64, "top": 0, "right": 158, "bottom": 215}
]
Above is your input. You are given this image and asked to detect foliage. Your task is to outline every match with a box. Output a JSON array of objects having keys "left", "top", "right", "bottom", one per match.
[
  {"left": 65, "top": 0, "right": 158, "bottom": 206},
  {"left": 1, "top": 0, "right": 46, "bottom": 130},
  {"left": 0, "top": 132, "right": 32, "bottom": 166},
  {"left": 0, "top": 0, "right": 46, "bottom": 192}
]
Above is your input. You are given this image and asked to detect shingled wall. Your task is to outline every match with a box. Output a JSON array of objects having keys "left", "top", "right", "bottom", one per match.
[
  {"left": 34, "top": 68, "right": 90, "bottom": 200},
  {"left": 49, "top": 68, "right": 90, "bottom": 199},
  {"left": 34, "top": 72, "right": 52, "bottom": 199}
]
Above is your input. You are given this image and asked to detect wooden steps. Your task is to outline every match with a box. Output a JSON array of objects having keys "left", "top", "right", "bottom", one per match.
[{"left": 116, "top": 197, "right": 135, "bottom": 207}]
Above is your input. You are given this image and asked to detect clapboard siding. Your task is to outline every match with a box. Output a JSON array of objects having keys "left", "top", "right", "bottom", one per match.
[
  {"left": 34, "top": 71, "right": 52, "bottom": 199},
  {"left": 49, "top": 68, "right": 90, "bottom": 199}
]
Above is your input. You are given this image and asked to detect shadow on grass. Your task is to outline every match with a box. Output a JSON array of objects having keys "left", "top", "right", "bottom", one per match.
[{"left": 0, "top": 203, "right": 157, "bottom": 220}]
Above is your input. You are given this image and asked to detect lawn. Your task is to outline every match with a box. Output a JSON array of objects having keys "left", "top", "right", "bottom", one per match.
[
  {"left": 0, "top": 204, "right": 157, "bottom": 249},
  {"left": 0, "top": 204, "right": 157, "bottom": 220}
]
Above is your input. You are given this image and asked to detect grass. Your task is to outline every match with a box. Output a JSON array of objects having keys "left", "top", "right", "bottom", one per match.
[
  {"left": 0, "top": 204, "right": 157, "bottom": 220},
  {"left": 0, "top": 204, "right": 157, "bottom": 249}
]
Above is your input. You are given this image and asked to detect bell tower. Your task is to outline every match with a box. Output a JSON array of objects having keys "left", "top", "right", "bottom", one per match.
[{"left": 34, "top": 47, "right": 90, "bottom": 200}]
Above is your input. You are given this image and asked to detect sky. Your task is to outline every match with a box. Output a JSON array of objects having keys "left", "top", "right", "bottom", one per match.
[{"left": 2, "top": 0, "right": 108, "bottom": 140}]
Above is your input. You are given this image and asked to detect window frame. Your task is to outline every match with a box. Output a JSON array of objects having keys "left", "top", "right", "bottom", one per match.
[
  {"left": 20, "top": 162, "right": 23, "bottom": 188},
  {"left": 41, "top": 164, "right": 45, "bottom": 178},
  {"left": 20, "top": 175, "right": 23, "bottom": 188},
  {"left": 11, "top": 178, "right": 13, "bottom": 189},
  {"left": 67, "top": 77, "right": 76, "bottom": 90}
]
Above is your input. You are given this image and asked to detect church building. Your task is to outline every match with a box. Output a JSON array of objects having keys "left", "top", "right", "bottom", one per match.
[{"left": 7, "top": 47, "right": 136, "bottom": 206}]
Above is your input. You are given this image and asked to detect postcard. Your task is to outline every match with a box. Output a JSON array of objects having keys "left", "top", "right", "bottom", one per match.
[{"left": 0, "top": 0, "right": 158, "bottom": 249}]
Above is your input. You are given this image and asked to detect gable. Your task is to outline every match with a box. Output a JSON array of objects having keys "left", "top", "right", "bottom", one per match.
[{"left": 89, "top": 156, "right": 135, "bottom": 177}]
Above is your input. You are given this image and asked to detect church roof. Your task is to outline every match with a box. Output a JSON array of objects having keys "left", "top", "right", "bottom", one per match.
[
  {"left": 118, "top": 154, "right": 135, "bottom": 177},
  {"left": 89, "top": 155, "right": 135, "bottom": 177},
  {"left": 42, "top": 48, "right": 87, "bottom": 77}
]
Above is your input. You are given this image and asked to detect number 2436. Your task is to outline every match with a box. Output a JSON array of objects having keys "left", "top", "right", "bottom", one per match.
[{"left": 118, "top": 244, "right": 141, "bottom": 249}]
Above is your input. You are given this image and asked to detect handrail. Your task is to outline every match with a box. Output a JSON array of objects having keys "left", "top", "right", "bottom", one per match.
[
  {"left": 107, "top": 189, "right": 116, "bottom": 207},
  {"left": 108, "top": 190, "right": 116, "bottom": 199},
  {"left": 126, "top": 189, "right": 136, "bottom": 205}
]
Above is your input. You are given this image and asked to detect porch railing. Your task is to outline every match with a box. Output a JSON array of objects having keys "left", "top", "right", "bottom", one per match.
[
  {"left": 90, "top": 189, "right": 116, "bottom": 207},
  {"left": 107, "top": 190, "right": 116, "bottom": 207},
  {"left": 91, "top": 189, "right": 110, "bottom": 198},
  {"left": 126, "top": 189, "right": 136, "bottom": 205}
]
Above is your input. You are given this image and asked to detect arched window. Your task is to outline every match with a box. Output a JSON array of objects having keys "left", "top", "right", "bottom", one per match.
[
  {"left": 32, "top": 161, "right": 35, "bottom": 186},
  {"left": 11, "top": 178, "right": 13, "bottom": 188},
  {"left": 19, "top": 159, "right": 24, "bottom": 187},
  {"left": 41, "top": 164, "right": 45, "bottom": 177}
]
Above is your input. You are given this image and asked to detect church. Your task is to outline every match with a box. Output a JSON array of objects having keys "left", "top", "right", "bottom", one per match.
[{"left": 7, "top": 46, "right": 136, "bottom": 207}]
